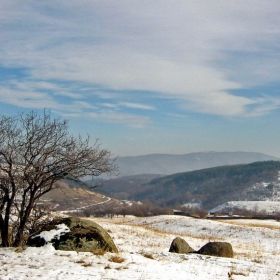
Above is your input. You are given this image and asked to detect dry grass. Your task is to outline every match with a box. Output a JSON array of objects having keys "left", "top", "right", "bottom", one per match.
[
  {"left": 81, "top": 263, "right": 92, "bottom": 267},
  {"left": 252, "top": 258, "right": 263, "bottom": 264},
  {"left": 97, "top": 216, "right": 220, "bottom": 249},
  {"left": 75, "top": 258, "right": 92, "bottom": 267},
  {"left": 141, "top": 252, "right": 155, "bottom": 259},
  {"left": 116, "top": 266, "right": 129, "bottom": 270},
  {"left": 228, "top": 270, "right": 248, "bottom": 279},
  {"left": 108, "top": 255, "right": 125, "bottom": 263},
  {"left": 228, "top": 264, "right": 252, "bottom": 279},
  {"left": 145, "top": 225, "right": 224, "bottom": 242},
  {"left": 14, "top": 247, "right": 25, "bottom": 253},
  {"left": 218, "top": 219, "right": 280, "bottom": 230},
  {"left": 93, "top": 249, "right": 106, "bottom": 256},
  {"left": 95, "top": 215, "right": 280, "bottom": 271}
]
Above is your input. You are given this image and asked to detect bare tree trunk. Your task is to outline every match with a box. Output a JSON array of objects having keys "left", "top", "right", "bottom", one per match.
[
  {"left": 13, "top": 222, "right": 25, "bottom": 247},
  {"left": 0, "top": 214, "right": 9, "bottom": 247},
  {"left": 13, "top": 196, "right": 35, "bottom": 247},
  {"left": 0, "top": 199, "right": 13, "bottom": 247}
]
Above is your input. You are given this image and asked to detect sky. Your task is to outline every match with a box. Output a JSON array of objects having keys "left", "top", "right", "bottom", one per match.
[{"left": 1, "top": 1, "right": 280, "bottom": 157}]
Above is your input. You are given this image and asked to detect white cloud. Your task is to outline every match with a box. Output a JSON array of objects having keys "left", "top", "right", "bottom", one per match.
[
  {"left": 87, "top": 111, "right": 151, "bottom": 128},
  {"left": 244, "top": 97, "right": 280, "bottom": 117},
  {"left": 0, "top": 89, "right": 55, "bottom": 109},
  {"left": 0, "top": 1, "right": 280, "bottom": 118},
  {"left": 119, "top": 102, "right": 155, "bottom": 111},
  {"left": 181, "top": 91, "right": 256, "bottom": 116},
  {"left": 2, "top": 80, "right": 83, "bottom": 99},
  {"left": 0, "top": 88, "right": 94, "bottom": 115},
  {"left": 101, "top": 103, "right": 118, "bottom": 109}
]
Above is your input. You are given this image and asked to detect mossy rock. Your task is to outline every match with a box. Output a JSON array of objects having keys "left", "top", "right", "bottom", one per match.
[
  {"left": 27, "top": 217, "right": 118, "bottom": 253},
  {"left": 169, "top": 237, "right": 195, "bottom": 254},
  {"left": 196, "top": 242, "right": 233, "bottom": 258}
]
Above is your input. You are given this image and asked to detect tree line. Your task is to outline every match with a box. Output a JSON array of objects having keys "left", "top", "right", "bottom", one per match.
[{"left": 82, "top": 200, "right": 173, "bottom": 217}]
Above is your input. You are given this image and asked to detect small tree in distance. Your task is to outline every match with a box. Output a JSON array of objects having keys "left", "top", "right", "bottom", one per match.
[
  {"left": 198, "top": 209, "right": 208, "bottom": 218},
  {"left": 0, "top": 110, "right": 117, "bottom": 247}
]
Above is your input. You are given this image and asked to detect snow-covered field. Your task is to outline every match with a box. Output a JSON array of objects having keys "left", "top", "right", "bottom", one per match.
[
  {"left": 210, "top": 200, "right": 280, "bottom": 214},
  {"left": 1, "top": 215, "right": 280, "bottom": 279}
]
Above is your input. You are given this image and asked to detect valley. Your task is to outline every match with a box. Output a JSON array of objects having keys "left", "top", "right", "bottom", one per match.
[
  {"left": 4, "top": 153, "right": 280, "bottom": 279},
  {"left": 41, "top": 153, "right": 280, "bottom": 219},
  {"left": 95, "top": 160, "right": 280, "bottom": 211}
]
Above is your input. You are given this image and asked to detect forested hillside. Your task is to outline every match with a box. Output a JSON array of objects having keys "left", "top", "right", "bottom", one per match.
[
  {"left": 92, "top": 174, "right": 163, "bottom": 200},
  {"left": 97, "top": 161, "right": 280, "bottom": 209}
]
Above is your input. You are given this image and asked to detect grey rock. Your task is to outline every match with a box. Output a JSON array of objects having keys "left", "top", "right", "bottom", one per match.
[
  {"left": 27, "top": 217, "right": 118, "bottom": 253},
  {"left": 196, "top": 242, "right": 233, "bottom": 258},
  {"left": 169, "top": 237, "right": 195, "bottom": 254}
]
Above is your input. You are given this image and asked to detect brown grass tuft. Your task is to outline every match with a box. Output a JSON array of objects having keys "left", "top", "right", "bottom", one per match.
[
  {"left": 75, "top": 258, "right": 92, "bottom": 267},
  {"left": 109, "top": 255, "right": 125, "bottom": 263},
  {"left": 93, "top": 248, "right": 107, "bottom": 256},
  {"left": 141, "top": 251, "right": 155, "bottom": 259}
]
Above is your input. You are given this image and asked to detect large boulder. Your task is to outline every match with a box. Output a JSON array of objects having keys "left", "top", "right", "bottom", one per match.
[
  {"left": 169, "top": 237, "right": 195, "bottom": 254},
  {"left": 196, "top": 242, "right": 233, "bottom": 258},
  {"left": 27, "top": 217, "right": 118, "bottom": 253}
]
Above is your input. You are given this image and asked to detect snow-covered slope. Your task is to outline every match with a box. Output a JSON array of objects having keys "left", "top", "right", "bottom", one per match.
[
  {"left": 210, "top": 175, "right": 280, "bottom": 214},
  {"left": 210, "top": 201, "right": 280, "bottom": 214},
  {"left": 1, "top": 215, "right": 280, "bottom": 279}
]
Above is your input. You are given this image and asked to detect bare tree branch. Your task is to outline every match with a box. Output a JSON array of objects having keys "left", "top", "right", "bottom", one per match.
[{"left": 0, "top": 110, "right": 117, "bottom": 246}]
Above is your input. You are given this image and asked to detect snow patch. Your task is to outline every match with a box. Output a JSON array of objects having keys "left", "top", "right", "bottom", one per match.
[
  {"left": 1, "top": 215, "right": 280, "bottom": 279},
  {"left": 210, "top": 201, "right": 280, "bottom": 214},
  {"left": 33, "top": 223, "right": 70, "bottom": 243}
]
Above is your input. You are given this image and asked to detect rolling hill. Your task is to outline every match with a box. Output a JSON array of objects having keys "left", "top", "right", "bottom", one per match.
[
  {"left": 40, "top": 178, "right": 122, "bottom": 212},
  {"left": 96, "top": 160, "right": 280, "bottom": 210}
]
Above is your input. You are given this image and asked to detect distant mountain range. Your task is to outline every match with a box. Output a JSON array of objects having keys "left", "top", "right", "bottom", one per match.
[
  {"left": 115, "top": 151, "right": 279, "bottom": 177},
  {"left": 44, "top": 151, "right": 280, "bottom": 212}
]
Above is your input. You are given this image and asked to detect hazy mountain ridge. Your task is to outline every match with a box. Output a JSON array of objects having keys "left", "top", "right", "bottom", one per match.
[
  {"left": 44, "top": 152, "right": 280, "bottom": 212},
  {"left": 138, "top": 161, "right": 280, "bottom": 209},
  {"left": 96, "top": 160, "right": 280, "bottom": 210},
  {"left": 116, "top": 151, "right": 279, "bottom": 177}
]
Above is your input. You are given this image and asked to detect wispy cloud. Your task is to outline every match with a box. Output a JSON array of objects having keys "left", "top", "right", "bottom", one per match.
[
  {"left": 244, "top": 97, "right": 280, "bottom": 117},
  {"left": 0, "top": 88, "right": 55, "bottom": 109},
  {"left": 0, "top": 0, "right": 280, "bottom": 122},
  {"left": 119, "top": 102, "right": 155, "bottom": 111},
  {"left": 0, "top": 87, "right": 94, "bottom": 115},
  {"left": 88, "top": 111, "right": 151, "bottom": 128},
  {"left": 101, "top": 103, "right": 118, "bottom": 109}
]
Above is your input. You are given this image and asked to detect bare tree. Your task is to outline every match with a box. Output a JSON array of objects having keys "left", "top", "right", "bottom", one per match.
[{"left": 0, "top": 111, "right": 117, "bottom": 247}]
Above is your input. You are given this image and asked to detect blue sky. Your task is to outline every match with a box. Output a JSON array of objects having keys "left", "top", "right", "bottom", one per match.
[{"left": 1, "top": 1, "right": 280, "bottom": 157}]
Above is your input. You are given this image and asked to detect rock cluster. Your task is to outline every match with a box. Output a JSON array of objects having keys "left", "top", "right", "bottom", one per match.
[{"left": 169, "top": 237, "right": 233, "bottom": 258}]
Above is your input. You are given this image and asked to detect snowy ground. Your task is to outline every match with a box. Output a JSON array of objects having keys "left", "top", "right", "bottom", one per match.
[
  {"left": 210, "top": 200, "right": 280, "bottom": 214},
  {"left": 1, "top": 215, "right": 280, "bottom": 279}
]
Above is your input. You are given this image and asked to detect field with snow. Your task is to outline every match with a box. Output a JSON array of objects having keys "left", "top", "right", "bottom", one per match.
[
  {"left": 1, "top": 215, "right": 280, "bottom": 279},
  {"left": 210, "top": 200, "right": 280, "bottom": 214}
]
